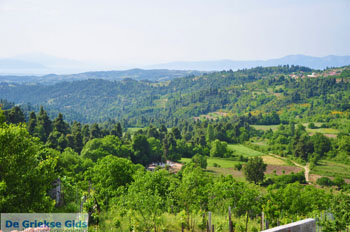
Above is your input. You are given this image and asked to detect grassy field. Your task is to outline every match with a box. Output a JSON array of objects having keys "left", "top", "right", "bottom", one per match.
[
  {"left": 252, "top": 124, "right": 340, "bottom": 135},
  {"left": 262, "top": 155, "right": 288, "bottom": 166},
  {"left": 251, "top": 124, "right": 279, "bottom": 131},
  {"left": 181, "top": 157, "right": 240, "bottom": 168},
  {"left": 227, "top": 144, "right": 266, "bottom": 157},
  {"left": 305, "top": 127, "right": 339, "bottom": 134},
  {"left": 127, "top": 127, "right": 144, "bottom": 133},
  {"left": 180, "top": 157, "right": 246, "bottom": 180},
  {"left": 311, "top": 160, "right": 350, "bottom": 179}
]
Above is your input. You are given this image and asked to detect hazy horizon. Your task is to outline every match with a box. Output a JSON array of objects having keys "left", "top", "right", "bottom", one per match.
[{"left": 0, "top": 0, "right": 349, "bottom": 68}]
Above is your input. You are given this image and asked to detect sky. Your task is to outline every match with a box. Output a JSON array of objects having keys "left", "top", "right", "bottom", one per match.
[{"left": 0, "top": 0, "right": 349, "bottom": 67}]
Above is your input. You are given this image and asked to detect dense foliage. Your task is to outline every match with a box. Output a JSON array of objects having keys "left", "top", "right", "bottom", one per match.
[{"left": 1, "top": 66, "right": 350, "bottom": 231}]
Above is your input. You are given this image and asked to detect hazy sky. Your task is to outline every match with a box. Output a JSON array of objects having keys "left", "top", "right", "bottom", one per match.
[{"left": 0, "top": 0, "right": 349, "bottom": 66}]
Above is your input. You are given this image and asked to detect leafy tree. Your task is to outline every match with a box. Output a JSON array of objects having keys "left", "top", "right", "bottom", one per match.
[
  {"left": 88, "top": 155, "right": 142, "bottom": 206},
  {"left": 120, "top": 170, "right": 172, "bottom": 231},
  {"left": 327, "top": 193, "right": 350, "bottom": 231},
  {"left": 243, "top": 157, "right": 267, "bottom": 184},
  {"left": 191, "top": 153, "right": 207, "bottom": 169},
  {"left": 132, "top": 134, "right": 152, "bottom": 165},
  {"left": 147, "top": 137, "right": 162, "bottom": 163},
  {"left": 81, "top": 135, "right": 130, "bottom": 162},
  {"left": 333, "top": 177, "right": 345, "bottom": 189},
  {"left": 264, "top": 183, "right": 328, "bottom": 226},
  {"left": 206, "top": 124, "right": 215, "bottom": 142},
  {"left": 0, "top": 123, "right": 57, "bottom": 212},
  {"left": 311, "top": 133, "right": 331, "bottom": 157},
  {"left": 175, "top": 164, "right": 211, "bottom": 228},
  {"left": 316, "top": 177, "right": 333, "bottom": 186},
  {"left": 210, "top": 139, "right": 228, "bottom": 158}
]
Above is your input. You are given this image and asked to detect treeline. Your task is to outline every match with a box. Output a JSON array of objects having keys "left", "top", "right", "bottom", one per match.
[
  {"left": 265, "top": 122, "right": 350, "bottom": 166},
  {"left": 2, "top": 105, "right": 257, "bottom": 161}
]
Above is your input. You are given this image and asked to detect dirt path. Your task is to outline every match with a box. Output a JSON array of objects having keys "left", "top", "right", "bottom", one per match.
[
  {"left": 269, "top": 153, "right": 310, "bottom": 183},
  {"left": 291, "top": 161, "right": 310, "bottom": 183}
]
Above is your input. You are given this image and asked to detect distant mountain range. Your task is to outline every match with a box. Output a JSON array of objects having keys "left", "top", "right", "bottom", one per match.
[
  {"left": 148, "top": 55, "right": 350, "bottom": 71},
  {"left": 0, "top": 54, "right": 350, "bottom": 81}
]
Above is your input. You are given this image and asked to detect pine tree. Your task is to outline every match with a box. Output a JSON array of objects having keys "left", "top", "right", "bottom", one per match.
[
  {"left": 27, "top": 111, "right": 37, "bottom": 135},
  {"left": 37, "top": 106, "right": 52, "bottom": 142},
  {"left": 53, "top": 113, "right": 69, "bottom": 135},
  {"left": 90, "top": 123, "right": 101, "bottom": 140},
  {"left": 82, "top": 124, "right": 90, "bottom": 144},
  {"left": 72, "top": 121, "right": 83, "bottom": 153}
]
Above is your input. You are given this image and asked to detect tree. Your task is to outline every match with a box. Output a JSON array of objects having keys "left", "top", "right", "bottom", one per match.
[
  {"left": 111, "top": 122, "right": 123, "bottom": 138},
  {"left": 175, "top": 164, "right": 211, "bottom": 229},
  {"left": 333, "top": 177, "right": 345, "bottom": 189},
  {"left": 210, "top": 139, "right": 228, "bottom": 158},
  {"left": 121, "top": 170, "right": 171, "bottom": 231},
  {"left": 316, "top": 177, "right": 333, "bottom": 187},
  {"left": 88, "top": 155, "right": 142, "bottom": 206},
  {"left": 243, "top": 157, "right": 267, "bottom": 184},
  {"left": 191, "top": 154, "right": 207, "bottom": 169},
  {"left": 206, "top": 124, "right": 215, "bottom": 142},
  {"left": 171, "top": 127, "right": 181, "bottom": 140},
  {"left": 0, "top": 108, "right": 5, "bottom": 124},
  {"left": 81, "top": 135, "right": 130, "bottom": 162},
  {"left": 0, "top": 123, "right": 57, "bottom": 212},
  {"left": 132, "top": 134, "right": 151, "bottom": 165},
  {"left": 82, "top": 124, "right": 90, "bottom": 144},
  {"left": 311, "top": 133, "right": 331, "bottom": 157},
  {"left": 71, "top": 121, "right": 84, "bottom": 153},
  {"left": 37, "top": 106, "right": 52, "bottom": 142},
  {"left": 90, "top": 123, "right": 102, "bottom": 140},
  {"left": 27, "top": 111, "right": 37, "bottom": 135},
  {"left": 52, "top": 113, "right": 69, "bottom": 135},
  {"left": 147, "top": 137, "right": 162, "bottom": 163},
  {"left": 4, "top": 106, "right": 25, "bottom": 124}
]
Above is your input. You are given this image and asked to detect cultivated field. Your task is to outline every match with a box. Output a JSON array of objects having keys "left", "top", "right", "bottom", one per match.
[
  {"left": 311, "top": 160, "right": 350, "bottom": 179},
  {"left": 227, "top": 144, "right": 265, "bottom": 157}
]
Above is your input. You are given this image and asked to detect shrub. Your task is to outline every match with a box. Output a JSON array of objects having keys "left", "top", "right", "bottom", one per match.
[
  {"left": 308, "top": 122, "right": 316, "bottom": 129},
  {"left": 213, "top": 163, "right": 221, "bottom": 168},
  {"left": 316, "top": 177, "right": 333, "bottom": 186},
  {"left": 234, "top": 163, "right": 242, "bottom": 171},
  {"left": 333, "top": 177, "right": 345, "bottom": 189}
]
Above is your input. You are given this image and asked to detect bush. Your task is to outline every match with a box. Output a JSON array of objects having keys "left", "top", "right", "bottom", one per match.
[
  {"left": 191, "top": 154, "right": 208, "bottom": 169},
  {"left": 308, "top": 122, "right": 316, "bottom": 129},
  {"left": 333, "top": 177, "right": 345, "bottom": 189},
  {"left": 263, "top": 171, "right": 306, "bottom": 187},
  {"left": 213, "top": 163, "right": 221, "bottom": 168},
  {"left": 316, "top": 177, "right": 333, "bottom": 186},
  {"left": 234, "top": 163, "right": 242, "bottom": 171}
]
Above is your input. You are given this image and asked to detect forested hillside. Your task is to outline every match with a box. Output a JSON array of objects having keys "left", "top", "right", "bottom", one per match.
[
  {"left": 0, "top": 69, "right": 201, "bottom": 83},
  {"left": 2, "top": 65, "right": 350, "bottom": 231},
  {"left": 1, "top": 65, "right": 350, "bottom": 126}
]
